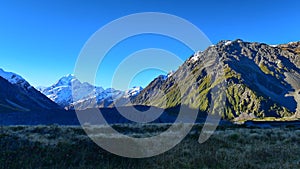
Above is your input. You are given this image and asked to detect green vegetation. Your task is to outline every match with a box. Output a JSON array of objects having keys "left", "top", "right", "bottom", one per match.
[
  {"left": 224, "top": 84, "right": 264, "bottom": 119},
  {"left": 135, "top": 62, "right": 294, "bottom": 121},
  {"left": 259, "top": 62, "right": 274, "bottom": 76},
  {"left": 270, "top": 104, "right": 292, "bottom": 117},
  {"left": 223, "top": 66, "right": 241, "bottom": 80},
  {"left": 164, "top": 85, "right": 182, "bottom": 108},
  {"left": 195, "top": 76, "right": 211, "bottom": 111},
  {"left": 0, "top": 125, "right": 299, "bottom": 169}
]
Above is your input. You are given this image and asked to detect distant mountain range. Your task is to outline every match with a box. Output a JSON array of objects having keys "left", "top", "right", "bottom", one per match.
[
  {"left": 0, "top": 40, "right": 299, "bottom": 123},
  {"left": 37, "top": 74, "right": 143, "bottom": 110}
]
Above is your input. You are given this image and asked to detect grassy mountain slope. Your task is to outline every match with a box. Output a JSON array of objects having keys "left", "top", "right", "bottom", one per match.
[{"left": 132, "top": 40, "right": 300, "bottom": 120}]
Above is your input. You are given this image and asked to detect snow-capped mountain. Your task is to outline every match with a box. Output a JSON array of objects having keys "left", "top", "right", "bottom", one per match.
[
  {"left": 0, "top": 68, "right": 61, "bottom": 111},
  {"left": 39, "top": 74, "right": 103, "bottom": 108},
  {"left": 39, "top": 74, "right": 143, "bottom": 110},
  {"left": 0, "top": 68, "right": 31, "bottom": 90},
  {"left": 106, "top": 86, "right": 144, "bottom": 108},
  {"left": 123, "top": 86, "right": 143, "bottom": 98},
  {"left": 68, "top": 87, "right": 124, "bottom": 110}
]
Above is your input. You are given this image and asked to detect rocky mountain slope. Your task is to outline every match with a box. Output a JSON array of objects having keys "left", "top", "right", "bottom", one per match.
[
  {"left": 0, "top": 69, "right": 61, "bottom": 112},
  {"left": 132, "top": 40, "right": 300, "bottom": 121}
]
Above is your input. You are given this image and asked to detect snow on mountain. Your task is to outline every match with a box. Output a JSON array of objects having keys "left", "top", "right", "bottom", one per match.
[
  {"left": 124, "top": 86, "right": 143, "bottom": 98},
  {"left": 153, "top": 71, "right": 175, "bottom": 82},
  {"left": 67, "top": 88, "right": 121, "bottom": 109},
  {"left": 270, "top": 44, "right": 278, "bottom": 47},
  {"left": 95, "top": 88, "right": 124, "bottom": 103},
  {"left": 167, "top": 70, "right": 175, "bottom": 78},
  {"left": 190, "top": 51, "right": 202, "bottom": 63},
  {"left": 0, "top": 68, "right": 31, "bottom": 90},
  {"left": 224, "top": 40, "right": 233, "bottom": 46},
  {"left": 39, "top": 74, "right": 104, "bottom": 108},
  {"left": 0, "top": 68, "right": 61, "bottom": 111},
  {"left": 39, "top": 74, "right": 143, "bottom": 109}
]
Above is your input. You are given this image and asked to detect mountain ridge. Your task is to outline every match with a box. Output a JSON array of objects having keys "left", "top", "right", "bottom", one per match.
[
  {"left": 0, "top": 69, "right": 61, "bottom": 112},
  {"left": 132, "top": 39, "right": 300, "bottom": 121},
  {"left": 38, "top": 75, "right": 143, "bottom": 110}
]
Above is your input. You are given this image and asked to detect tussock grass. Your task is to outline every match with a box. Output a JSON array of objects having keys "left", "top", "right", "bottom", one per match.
[{"left": 0, "top": 124, "right": 299, "bottom": 169}]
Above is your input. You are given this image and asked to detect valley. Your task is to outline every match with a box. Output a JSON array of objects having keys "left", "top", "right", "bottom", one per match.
[{"left": 0, "top": 124, "right": 299, "bottom": 168}]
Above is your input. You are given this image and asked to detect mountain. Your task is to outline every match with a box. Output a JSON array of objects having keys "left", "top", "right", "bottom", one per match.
[
  {"left": 38, "top": 74, "right": 105, "bottom": 108},
  {"left": 39, "top": 75, "right": 143, "bottom": 110},
  {"left": 108, "top": 86, "right": 144, "bottom": 107},
  {"left": 277, "top": 41, "right": 300, "bottom": 66},
  {"left": 0, "top": 68, "right": 31, "bottom": 90},
  {"left": 69, "top": 86, "right": 143, "bottom": 110},
  {"left": 68, "top": 87, "right": 124, "bottom": 110},
  {"left": 0, "top": 68, "right": 61, "bottom": 112},
  {"left": 132, "top": 39, "right": 300, "bottom": 121}
]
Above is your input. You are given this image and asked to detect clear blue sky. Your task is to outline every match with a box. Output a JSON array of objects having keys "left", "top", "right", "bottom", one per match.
[{"left": 1, "top": 0, "right": 300, "bottom": 89}]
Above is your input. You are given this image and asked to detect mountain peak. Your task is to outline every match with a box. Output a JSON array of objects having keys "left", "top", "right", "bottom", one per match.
[
  {"left": 123, "top": 86, "right": 143, "bottom": 98},
  {"left": 217, "top": 39, "right": 245, "bottom": 46},
  {"left": 129, "top": 86, "right": 142, "bottom": 91},
  {"left": 287, "top": 41, "right": 300, "bottom": 45},
  {"left": 39, "top": 74, "right": 142, "bottom": 109},
  {"left": 64, "top": 74, "right": 75, "bottom": 78},
  {"left": 55, "top": 74, "right": 78, "bottom": 87},
  {"left": 0, "top": 68, "right": 31, "bottom": 90},
  {"left": 0, "top": 69, "right": 61, "bottom": 112},
  {"left": 278, "top": 41, "right": 300, "bottom": 49},
  {"left": 61, "top": 74, "right": 76, "bottom": 81}
]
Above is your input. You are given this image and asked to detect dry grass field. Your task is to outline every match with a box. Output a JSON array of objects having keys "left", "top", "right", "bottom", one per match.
[{"left": 0, "top": 124, "right": 300, "bottom": 169}]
